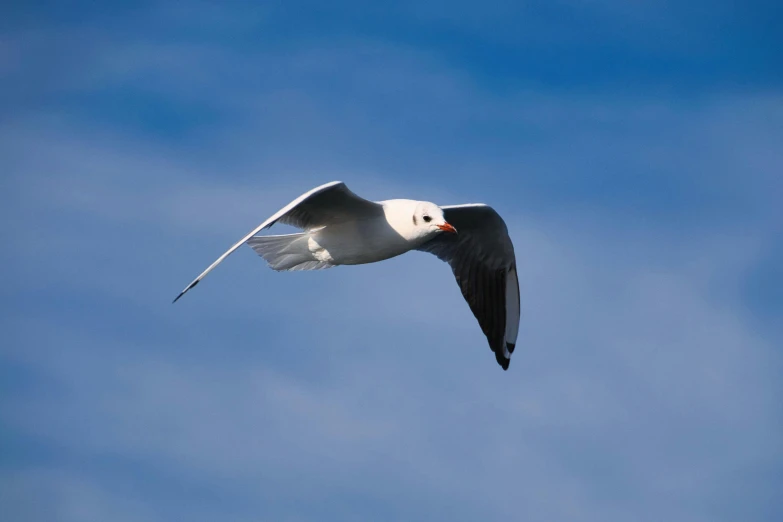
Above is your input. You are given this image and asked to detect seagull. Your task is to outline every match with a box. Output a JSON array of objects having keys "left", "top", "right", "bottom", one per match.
[{"left": 173, "top": 181, "right": 520, "bottom": 370}]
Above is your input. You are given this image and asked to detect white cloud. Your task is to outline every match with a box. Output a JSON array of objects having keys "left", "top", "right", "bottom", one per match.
[
  {"left": 3, "top": 148, "right": 780, "bottom": 520},
  {"left": 2, "top": 22, "right": 781, "bottom": 522}
]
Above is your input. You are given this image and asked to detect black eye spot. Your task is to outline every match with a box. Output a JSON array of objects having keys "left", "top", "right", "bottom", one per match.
[{"left": 423, "top": 215, "right": 432, "bottom": 223}]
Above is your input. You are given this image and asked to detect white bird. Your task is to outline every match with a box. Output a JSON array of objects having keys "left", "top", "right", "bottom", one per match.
[{"left": 173, "top": 181, "right": 520, "bottom": 370}]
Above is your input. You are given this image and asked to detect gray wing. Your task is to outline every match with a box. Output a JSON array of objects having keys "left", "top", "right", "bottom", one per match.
[
  {"left": 273, "top": 181, "right": 384, "bottom": 230},
  {"left": 173, "top": 181, "right": 382, "bottom": 302},
  {"left": 417, "top": 204, "right": 520, "bottom": 370}
]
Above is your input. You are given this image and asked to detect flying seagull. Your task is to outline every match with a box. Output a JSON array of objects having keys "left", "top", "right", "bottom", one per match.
[{"left": 173, "top": 181, "right": 520, "bottom": 370}]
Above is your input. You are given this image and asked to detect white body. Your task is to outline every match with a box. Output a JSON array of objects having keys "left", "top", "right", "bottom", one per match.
[{"left": 309, "top": 199, "right": 430, "bottom": 265}]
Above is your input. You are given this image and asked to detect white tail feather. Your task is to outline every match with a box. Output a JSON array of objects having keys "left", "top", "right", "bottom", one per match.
[{"left": 246, "top": 234, "right": 333, "bottom": 271}]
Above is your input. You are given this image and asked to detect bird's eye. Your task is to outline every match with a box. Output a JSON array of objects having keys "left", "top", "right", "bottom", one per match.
[{"left": 423, "top": 215, "right": 432, "bottom": 223}]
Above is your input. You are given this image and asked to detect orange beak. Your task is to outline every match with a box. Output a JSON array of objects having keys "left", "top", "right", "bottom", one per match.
[{"left": 437, "top": 222, "right": 458, "bottom": 234}]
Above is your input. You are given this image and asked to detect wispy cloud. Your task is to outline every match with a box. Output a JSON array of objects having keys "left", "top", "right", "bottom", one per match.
[{"left": 2, "top": 3, "right": 782, "bottom": 521}]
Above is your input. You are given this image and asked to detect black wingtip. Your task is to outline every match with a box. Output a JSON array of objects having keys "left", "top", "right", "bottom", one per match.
[
  {"left": 172, "top": 280, "right": 198, "bottom": 304},
  {"left": 507, "top": 342, "right": 516, "bottom": 354},
  {"left": 495, "top": 350, "right": 510, "bottom": 371}
]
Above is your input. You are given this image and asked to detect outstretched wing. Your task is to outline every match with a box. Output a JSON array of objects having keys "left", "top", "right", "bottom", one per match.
[
  {"left": 173, "top": 181, "right": 382, "bottom": 303},
  {"left": 417, "top": 204, "right": 520, "bottom": 370}
]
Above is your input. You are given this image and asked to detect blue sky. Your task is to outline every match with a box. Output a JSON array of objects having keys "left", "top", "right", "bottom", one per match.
[{"left": 2, "top": 1, "right": 782, "bottom": 521}]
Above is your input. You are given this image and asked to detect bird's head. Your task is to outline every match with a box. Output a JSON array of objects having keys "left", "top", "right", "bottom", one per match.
[{"left": 412, "top": 202, "right": 457, "bottom": 237}]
